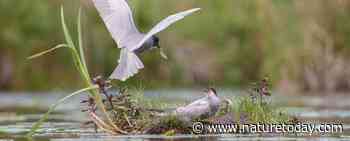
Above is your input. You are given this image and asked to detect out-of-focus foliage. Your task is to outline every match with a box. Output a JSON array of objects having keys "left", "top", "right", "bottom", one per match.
[{"left": 1, "top": 0, "right": 350, "bottom": 93}]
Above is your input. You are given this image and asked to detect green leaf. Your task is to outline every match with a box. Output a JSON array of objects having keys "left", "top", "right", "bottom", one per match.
[
  {"left": 60, "top": 6, "right": 80, "bottom": 70},
  {"left": 26, "top": 6, "right": 123, "bottom": 136},
  {"left": 26, "top": 85, "right": 99, "bottom": 137},
  {"left": 77, "top": 7, "right": 88, "bottom": 74},
  {"left": 27, "top": 44, "right": 69, "bottom": 60},
  {"left": 60, "top": 6, "right": 75, "bottom": 49},
  {"left": 60, "top": 6, "right": 89, "bottom": 81}
]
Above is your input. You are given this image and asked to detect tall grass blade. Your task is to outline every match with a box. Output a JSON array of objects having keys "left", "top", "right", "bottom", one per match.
[
  {"left": 27, "top": 44, "right": 68, "bottom": 60},
  {"left": 27, "top": 6, "right": 125, "bottom": 135},
  {"left": 60, "top": 6, "right": 80, "bottom": 71},
  {"left": 26, "top": 85, "right": 99, "bottom": 137},
  {"left": 77, "top": 7, "right": 88, "bottom": 74},
  {"left": 60, "top": 6, "right": 89, "bottom": 80},
  {"left": 60, "top": 6, "right": 75, "bottom": 49}
]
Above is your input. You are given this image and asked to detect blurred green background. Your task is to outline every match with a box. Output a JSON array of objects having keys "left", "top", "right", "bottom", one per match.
[{"left": 1, "top": 0, "right": 350, "bottom": 93}]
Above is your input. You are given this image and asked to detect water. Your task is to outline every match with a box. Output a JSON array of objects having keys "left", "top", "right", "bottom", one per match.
[{"left": 0, "top": 90, "right": 349, "bottom": 141}]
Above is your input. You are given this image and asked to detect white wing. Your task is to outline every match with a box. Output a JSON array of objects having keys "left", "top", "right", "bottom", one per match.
[
  {"left": 92, "top": 0, "right": 143, "bottom": 48},
  {"left": 127, "top": 8, "right": 201, "bottom": 51},
  {"left": 176, "top": 96, "right": 210, "bottom": 118},
  {"left": 186, "top": 96, "right": 208, "bottom": 107}
]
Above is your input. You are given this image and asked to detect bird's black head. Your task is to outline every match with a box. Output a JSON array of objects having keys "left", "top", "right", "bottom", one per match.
[
  {"left": 152, "top": 36, "right": 160, "bottom": 48},
  {"left": 209, "top": 88, "right": 217, "bottom": 95},
  {"left": 204, "top": 88, "right": 217, "bottom": 96}
]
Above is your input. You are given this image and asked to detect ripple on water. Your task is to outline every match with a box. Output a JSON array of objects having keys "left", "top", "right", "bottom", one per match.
[{"left": 1, "top": 92, "right": 350, "bottom": 141}]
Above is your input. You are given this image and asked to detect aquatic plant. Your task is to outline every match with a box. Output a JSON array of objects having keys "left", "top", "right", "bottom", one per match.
[
  {"left": 218, "top": 77, "right": 290, "bottom": 124},
  {"left": 26, "top": 7, "right": 126, "bottom": 136}
]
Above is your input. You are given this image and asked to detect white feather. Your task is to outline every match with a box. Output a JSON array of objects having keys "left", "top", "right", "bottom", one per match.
[
  {"left": 109, "top": 49, "right": 144, "bottom": 81},
  {"left": 128, "top": 8, "right": 201, "bottom": 51},
  {"left": 92, "top": 0, "right": 142, "bottom": 48}
]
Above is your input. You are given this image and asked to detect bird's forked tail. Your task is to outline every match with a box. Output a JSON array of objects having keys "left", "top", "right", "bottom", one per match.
[{"left": 109, "top": 49, "right": 144, "bottom": 81}]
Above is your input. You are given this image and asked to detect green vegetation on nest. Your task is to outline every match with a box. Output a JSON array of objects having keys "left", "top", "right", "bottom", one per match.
[
  {"left": 237, "top": 96, "right": 289, "bottom": 123},
  {"left": 222, "top": 77, "right": 290, "bottom": 124}
]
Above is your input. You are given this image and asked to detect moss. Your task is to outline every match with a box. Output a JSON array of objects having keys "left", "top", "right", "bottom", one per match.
[
  {"left": 234, "top": 96, "right": 290, "bottom": 123},
  {"left": 163, "top": 129, "right": 176, "bottom": 136},
  {"left": 144, "top": 115, "right": 192, "bottom": 134}
]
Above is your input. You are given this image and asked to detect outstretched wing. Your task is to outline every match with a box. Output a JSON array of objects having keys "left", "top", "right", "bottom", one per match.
[
  {"left": 92, "top": 0, "right": 143, "bottom": 48},
  {"left": 127, "top": 8, "right": 201, "bottom": 51}
]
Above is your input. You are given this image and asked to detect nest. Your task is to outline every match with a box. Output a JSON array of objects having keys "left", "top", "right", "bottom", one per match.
[{"left": 80, "top": 76, "right": 293, "bottom": 135}]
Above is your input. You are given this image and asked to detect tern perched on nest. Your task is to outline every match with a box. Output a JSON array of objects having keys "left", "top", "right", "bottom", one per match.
[
  {"left": 92, "top": 0, "right": 201, "bottom": 81},
  {"left": 175, "top": 88, "right": 221, "bottom": 121}
]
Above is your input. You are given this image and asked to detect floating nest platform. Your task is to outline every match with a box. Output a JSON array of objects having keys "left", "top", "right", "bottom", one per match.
[{"left": 81, "top": 77, "right": 294, "bottom": 135}]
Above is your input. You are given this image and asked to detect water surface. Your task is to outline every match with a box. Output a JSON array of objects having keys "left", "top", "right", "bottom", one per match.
[{"left": 0, "top": 90, "right": 349, "bottom": 141}]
